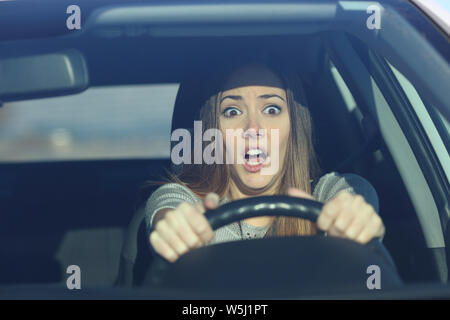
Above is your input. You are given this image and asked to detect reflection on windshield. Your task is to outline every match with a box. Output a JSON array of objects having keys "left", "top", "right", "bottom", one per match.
[{"left": 0, "top": 84, "right": 178, "bottom": 162}]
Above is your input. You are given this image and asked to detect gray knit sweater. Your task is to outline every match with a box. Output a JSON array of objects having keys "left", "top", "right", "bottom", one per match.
[{"left": 145, "top": 172, "right": 380, "bottom": 245}]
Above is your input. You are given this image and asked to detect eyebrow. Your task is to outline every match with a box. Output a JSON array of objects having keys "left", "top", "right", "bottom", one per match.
[{"left": 220, "top": 94, "right": 285, "bottom": 104}]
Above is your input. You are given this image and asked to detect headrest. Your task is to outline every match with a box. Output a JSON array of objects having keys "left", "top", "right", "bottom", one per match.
[
  {"left": 170, "top": 76, "right": 208, "bottom": 175},
  {"left": 171, "top": 77, "right": 205, "bottom": 133}
]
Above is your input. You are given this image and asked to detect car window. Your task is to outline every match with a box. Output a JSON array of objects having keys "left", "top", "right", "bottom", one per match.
[
  {"left": 387, "top": 62, "right": 450, "bottom": 183},
  {"left": 329, "top": 60, "right": 357, "bottom": 113},
  {"left": 0, "top": 84, "right": 178, "bottom": 162},
  {"left": 433, "top": 107, "right": 450, "bottom": 146}
]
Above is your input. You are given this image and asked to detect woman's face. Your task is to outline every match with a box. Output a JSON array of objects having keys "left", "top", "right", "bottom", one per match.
[{"left": 219, "top": 64, "right": 290, "bottom": 190}]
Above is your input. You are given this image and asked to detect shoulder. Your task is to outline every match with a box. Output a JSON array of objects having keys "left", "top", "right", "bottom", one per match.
[{"left": 312, "top": 172, "right": 379, "bottom": 213}]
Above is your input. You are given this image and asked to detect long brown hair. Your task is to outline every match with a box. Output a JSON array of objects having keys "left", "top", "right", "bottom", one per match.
[{"left": 149, "top": 55, "right": 321, "bottom": 237}]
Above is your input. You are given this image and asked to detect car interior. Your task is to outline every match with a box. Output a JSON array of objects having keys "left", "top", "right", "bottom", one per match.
[{"left": 0, "top": 1, "right": 448, "bottom": 295}]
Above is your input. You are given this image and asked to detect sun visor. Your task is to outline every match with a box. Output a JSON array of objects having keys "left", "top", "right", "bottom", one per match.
[{"left": 85, "top": 3, "right": 338, "bottom": 38}]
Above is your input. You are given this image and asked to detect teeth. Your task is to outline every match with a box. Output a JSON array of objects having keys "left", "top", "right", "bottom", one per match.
[
  {"left": 244, "top": 148, "right": 266, "bottom": 167},
  {"left": 246, "top": 149, "right": 263, "bottom": 156}
]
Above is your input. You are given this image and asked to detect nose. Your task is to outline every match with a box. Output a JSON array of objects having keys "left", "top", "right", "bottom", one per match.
[{"left": 241, "top": 114, "right": 266, "bottom": 139}]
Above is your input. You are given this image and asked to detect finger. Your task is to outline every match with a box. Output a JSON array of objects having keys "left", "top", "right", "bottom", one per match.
[
  {"left": 355, "top": 214, "right": 384, "bottom": 244},
  {"left": 154, "top": 220, "right": 189, "bottom": 256},
  {"left": 149, "top": 231, "right": 178, "bottom": 262},
  {"left": 332, "top": 194, "right": 364, "bottom": 234},
  {"left": 327, "top": 226, "right": 347, "bottom": 238},
  {"left": 179, "top": 202, "right": 214, "bottom": 243},
  {"left": 193, "top": 202, "right": 206, "bottom": 215},
  {"left": 343, "top": 203, "right": 373, "bottom": 240},
  {"left": 287, "top": 187, "right": 314, "bottom": 200},
  {"left": 375, "top": 217, "right": 386, "bottom": 238},
  {"left": 317, "top": 192, "right": 351, "bottom": 231},
  {"left": 204, "top": 192, "right": 220, "bottom": 210},
  {"left": 165, "top": 210, "right": 202, "bottom": 249}
]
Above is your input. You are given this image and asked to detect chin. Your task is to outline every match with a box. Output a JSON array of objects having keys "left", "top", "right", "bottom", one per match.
[{"left": 238, "top": 168, "right": 274, "bottom": 189}]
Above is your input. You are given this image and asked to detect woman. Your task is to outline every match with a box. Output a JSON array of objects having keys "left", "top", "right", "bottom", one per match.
[{"left": 145, "top": 56, "right": 385, "bottom": 263}]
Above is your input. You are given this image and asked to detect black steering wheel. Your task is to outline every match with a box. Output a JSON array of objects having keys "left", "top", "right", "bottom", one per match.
[{"left": 144, "top": 196, "right": 401, "bottom": 296}]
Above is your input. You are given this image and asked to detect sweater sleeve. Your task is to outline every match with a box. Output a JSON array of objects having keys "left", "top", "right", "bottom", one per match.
[
  {"left": 144, "top": 183, "right": 201, "bottom": 234},
  {"left": 312, "top": 172, "right": 379, "bottom": 213}
]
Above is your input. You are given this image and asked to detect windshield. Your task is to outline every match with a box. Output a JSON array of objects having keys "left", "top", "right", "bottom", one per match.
[{"left": 0, "top": 0, "right": 449, "bottom": 301}]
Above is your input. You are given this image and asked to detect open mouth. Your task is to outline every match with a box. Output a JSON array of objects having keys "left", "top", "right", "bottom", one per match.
[
  {"left": 242, "top": 146, "right": 271, "bottom": 173},
  {"left": 244, "top": 148, "right": 267, "bottom": 165}
]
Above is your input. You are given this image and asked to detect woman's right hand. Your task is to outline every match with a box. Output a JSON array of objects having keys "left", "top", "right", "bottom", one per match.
[{"left": 149, "top": 192, "right": 220, "bottom": 262}]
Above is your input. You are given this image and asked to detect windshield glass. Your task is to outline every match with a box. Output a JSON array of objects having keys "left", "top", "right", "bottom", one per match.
[
  {"left": 0, "top": 0, "right": 449, "bottom": 300},
  {"left": 0, "top": 84, "right": 178, "bottom": 162}
]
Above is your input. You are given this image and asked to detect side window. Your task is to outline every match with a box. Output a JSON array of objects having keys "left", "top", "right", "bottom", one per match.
[
  {"left": 329, "top": 59, "right": 367, "bottom": 129},
  {"left": 329, "top": 60, "right": 357, "bottom": 113},
  {"left": 328, "top": 59, "right": 378, "bottom": 160},
  {"left": 0, "top": 84, "right": 179, "bottom": 162},
  {"left": 387, "top": 63, "right": 449, "bottom": 182}
]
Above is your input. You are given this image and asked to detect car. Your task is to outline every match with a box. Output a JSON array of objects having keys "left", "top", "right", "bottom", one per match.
[{"left": 0, "top": 0, "right": 449, "bottom": 299}]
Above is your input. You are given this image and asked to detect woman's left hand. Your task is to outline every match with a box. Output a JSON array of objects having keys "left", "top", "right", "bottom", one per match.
[{"left": 287, "top": 187, "right": 385, "bottom": 244}]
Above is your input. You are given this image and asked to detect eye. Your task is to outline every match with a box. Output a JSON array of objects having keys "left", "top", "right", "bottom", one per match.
[
  {"left": 222, "top": 107, "right": 242, "bottom": 118},
  {"left": 263, "top": 105, "right": 282, "bottom": 115}
]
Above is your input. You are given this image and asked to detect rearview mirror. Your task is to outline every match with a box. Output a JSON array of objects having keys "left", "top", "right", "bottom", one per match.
[{"left": 0, "top": 49, "right": 89, "bottom": 102}]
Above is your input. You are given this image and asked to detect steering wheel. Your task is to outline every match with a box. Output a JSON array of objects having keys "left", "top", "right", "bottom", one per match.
[{"left": 144, "top": 196, "right": 401, "bottom": 296}]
